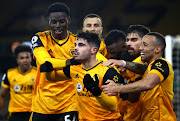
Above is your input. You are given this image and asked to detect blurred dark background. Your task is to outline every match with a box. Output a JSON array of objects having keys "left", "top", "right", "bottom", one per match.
[{"left": 0, "top": 0, "right": 179, "bottom": 71}]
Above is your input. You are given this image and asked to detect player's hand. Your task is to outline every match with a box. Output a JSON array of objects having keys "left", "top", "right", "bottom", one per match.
[
  {"left": 40, "top": 61, "right": 53, "bottom": 72},
  {"left": 66, "top": 58, "right": 80, "bottom": 66},
  {"left": 83, "top": 74, "right": 102, "bottom": 96},
  {"left": 102, "top": 59, "right": 125, "bottom": 67},
  {"left": 101, "top": 80, "right": 119, "bottom": 96}
]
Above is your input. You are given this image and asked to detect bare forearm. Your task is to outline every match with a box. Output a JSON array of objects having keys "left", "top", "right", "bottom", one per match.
[
  {"left": 116, "top": 80, "right": 148, "bottom": 93},
  {"left": 125, "top": 62, "right": 148, "bottom": 74}
]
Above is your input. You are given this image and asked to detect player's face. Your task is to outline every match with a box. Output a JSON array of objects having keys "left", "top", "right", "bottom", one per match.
[
  {"left": 140, "top": 35, "right": 157, "bottom": 63},
  {"left": 49, "top": 12, "right": 70, "bottom": 39},
  {"left": 74, "top": 38, "right": 91, "bottom": 62},
  {"left": 106, "top": 41, "right": 126, "bottom": 59},
  {"left": 17, "top": 52, "right": 32, "bottom": 71},
  {"left": 126, "top": 33, "right": 142, "bottom": 58},
  {"left": 83, "top": 17, "right": 103, "bottom": 36}
]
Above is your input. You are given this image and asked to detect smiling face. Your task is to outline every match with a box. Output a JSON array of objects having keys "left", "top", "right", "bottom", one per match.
[
  {"left": 17, "top": 52, "right": 32, "bottom": 72},
  {"left": 83, "top": 17, "right": 103, "bottom": 36},
  {"left": 140, "top": 35, "right": 158, "bottom": 63},
  {"left": 126, "top": 33, "right": 142, "bottom": 59},
  {"left": 49, "top": 12, "right": 70, "bottom": 39}
]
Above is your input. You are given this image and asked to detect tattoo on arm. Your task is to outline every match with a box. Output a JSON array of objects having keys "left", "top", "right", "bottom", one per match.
[{"left": 125, "top": 62, "right": 148, "bottom": 74}]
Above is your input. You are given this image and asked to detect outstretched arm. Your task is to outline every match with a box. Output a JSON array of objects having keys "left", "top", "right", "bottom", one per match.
[
  {"left": 102, "top": 59, "right": 148, "bottom": 74},
  {"left": 102, "top": 73, "right": 160, "bottom": 96}
]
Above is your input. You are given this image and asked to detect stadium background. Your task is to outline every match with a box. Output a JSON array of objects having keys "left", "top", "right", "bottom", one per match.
[{"left": 0, "top": 0, "right": 179, "bottom": 120}]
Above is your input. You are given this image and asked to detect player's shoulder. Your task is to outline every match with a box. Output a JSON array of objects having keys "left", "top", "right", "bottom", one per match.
[
  {"left": 31, "top": 66, "right": 37, "bottom": 71},
  {"left": 8, "top": 67, "right": 18, "bottom": 73},
  {"left": 35, "top": 30, "right": 51, "bottom": 37},
  {"left": 68, "top": 31, "right": 76, "bottom": 38},
  {"left": 151, "top": 58, "right": 169, "bottom": 67},
  {"left": 150, "top": 58, "right": 170, "bottom": 72}
]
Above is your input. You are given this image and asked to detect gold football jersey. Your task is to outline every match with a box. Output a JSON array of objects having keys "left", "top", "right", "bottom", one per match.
[
  {"left": 140, "top": 58, "right": 176, "bottom": 121},
  {"left": 31, "top": 30, "right": 77, "bottom": 114},
  {"left": 1, "top": 66, "right": 37, "bottom": 113}
]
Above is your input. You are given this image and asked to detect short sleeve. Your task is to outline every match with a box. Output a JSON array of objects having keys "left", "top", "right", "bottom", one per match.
[
  {"left": 31, "top": 35, "right": 44, "bottom": 50},
  {"left": 150, "top": 59, "right": 169, "bottom": 81},
  {"left": 103, "top": 68, "right": 124, "bottom": 85},
  {"left": 1, "top": 72, "right": 10, "bottom": 88}
]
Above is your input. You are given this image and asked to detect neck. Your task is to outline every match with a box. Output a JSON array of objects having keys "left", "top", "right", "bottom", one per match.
[
  {"left": 81, "top": 55, "right": 97, "bottom": 69},
  {"left": 148, "top": 55, "right": 162, "bottom": 64},
  {"left": 19, "top": 66, "right": 31, "bottom": 73}
]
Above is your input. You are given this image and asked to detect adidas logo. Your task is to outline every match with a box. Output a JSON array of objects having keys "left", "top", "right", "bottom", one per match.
[
  {"left": 48, "top": 49, "right": 53, "bottom": 53},
  {"left": 75, "top": 74, "right": 79, "bottom": 78}
]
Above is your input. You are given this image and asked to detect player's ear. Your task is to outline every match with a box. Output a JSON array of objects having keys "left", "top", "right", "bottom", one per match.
[
  {"left": 155, "top": 46, "right": 161, "bottom": 54},
  {"left": 91, "top": 47, "right": 98, "bottom": 55},
  {"left": 67, "top": 17, "right": 70, "bottom": 25}
]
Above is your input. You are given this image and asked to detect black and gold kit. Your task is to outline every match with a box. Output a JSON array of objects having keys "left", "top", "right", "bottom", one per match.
[
  {"left": 31, "top": 30, "right": 77, "bottom": 114},
  {"left": 1, "top": 66, "right": 37, "bottom": 113},
  {"left": 119, "top": 56, "right": 143, "bottom": 121},
  {"left": 139, "top": 58, "right": 176, "bottom": 121},
  {"left": 53, "top": 60, "right": 123, "bottom": 121}
]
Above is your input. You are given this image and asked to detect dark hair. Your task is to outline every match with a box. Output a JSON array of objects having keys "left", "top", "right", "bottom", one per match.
[
  {"left": 147, "top": 32, "right": 166, "bottom": 52},
  {"left": 46, "top": 2, "right": 70, "bottom": 17},
  {"left": 83, "top": 13, "right": 102, "bottom": 25},
  {"left": 77, "top": 31, "right": 101, "bottom": 49},
  {"left": 127, "top": 25, "right": 150, "bottom": 38},
  {"left": 104, "top": 30, "right": 126, "bottom": 46},
  {"left": 14, "top": 45, "right": 32, "bottom": 58}
]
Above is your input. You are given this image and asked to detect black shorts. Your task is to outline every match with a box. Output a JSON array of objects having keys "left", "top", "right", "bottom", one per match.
[
  {"left": 8, "top": 112, "right": 31, "bottom": 121},
  {"left": 30, "top": 111, "right": 79, "bottom": 121}
]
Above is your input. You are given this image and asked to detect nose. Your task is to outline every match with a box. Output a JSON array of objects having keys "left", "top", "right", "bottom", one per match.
[
  {"left": 139, "top": 44, "right": 143, "bottom": 51},
  {"left": 126, "top": 41, "right": 131, "bottom": 47},
  {"left": 56, "top": 22, "right": 61, "bottom": 27},
  {"left": 91, "top": 26, "right": 95, "bottom": 31}
]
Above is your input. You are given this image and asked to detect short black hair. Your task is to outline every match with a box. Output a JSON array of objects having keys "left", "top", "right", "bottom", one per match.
[
  {"left": 46, "top": 2, "right": 70, "bottom": 17},
  {"left": 127, "top": 25, "right": 150, "bottom": 38},
  {"left": 83, "top": 13, "right": 102, "bottom": 25},
  {"left": 14, "top": 45, "right": 32, "bottom": 58},
  {"left": 77, "top": 31, "right": 101, "bottom": 49},
  {"left": 147, "top": 32, "right": 166, "bottom": 52},
  {"left": 104, "top": 30, "right": 126, "bottom": 46}
]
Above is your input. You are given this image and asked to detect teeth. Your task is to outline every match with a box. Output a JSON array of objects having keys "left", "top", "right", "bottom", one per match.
[{"left": 140, "top": 52, "right": 145, "bottom": 55}]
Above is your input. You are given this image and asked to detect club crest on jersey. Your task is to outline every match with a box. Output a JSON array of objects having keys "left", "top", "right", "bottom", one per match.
[
  {"left": 14, "top": 85, "right": 20, "bottom": 92},
  {"left": 69, "top": 49, "right": 75, "bottom": 56},
  {"left": 76, "top": 83, "right": 82, "bottom": 92}
]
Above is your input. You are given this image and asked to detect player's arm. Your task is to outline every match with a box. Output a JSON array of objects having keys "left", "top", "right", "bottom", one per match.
[
  {"left": 102, "top": 59, "right": 148, "bottom": 74},
  {"left": 31, "top": 36, "right": 79, "bottom": 69},
  {"left": 102, "top": 59, "right": 169, "bottom": 95},
  {"left": 42, "top": 61, "right": 70, "bottom": 82},
  {"left": 0, "top": 73, "right": 10, "bottom": 111}
]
